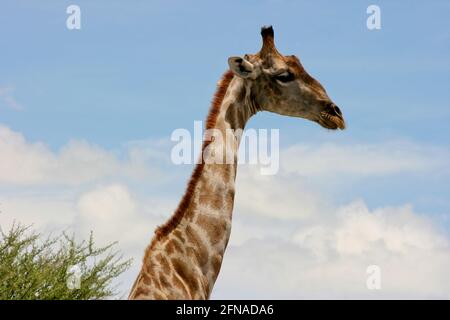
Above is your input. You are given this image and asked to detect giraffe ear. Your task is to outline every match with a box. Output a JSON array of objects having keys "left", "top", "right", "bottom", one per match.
[{"left": 228, "top": 56, "right": 255, "bottom": 79}]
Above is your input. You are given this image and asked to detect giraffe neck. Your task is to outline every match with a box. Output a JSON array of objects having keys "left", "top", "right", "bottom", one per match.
[
  {"left": 130, "top": 72, "right": 258, "bottom": 300},
  {"left": 178, "top": 74, "right": 255, "bottom": 296}
]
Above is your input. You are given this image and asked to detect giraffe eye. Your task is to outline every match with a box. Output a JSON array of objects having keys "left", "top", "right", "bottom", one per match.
[{"left": 275, "top": 71, "right": 295, "bottom": 83}]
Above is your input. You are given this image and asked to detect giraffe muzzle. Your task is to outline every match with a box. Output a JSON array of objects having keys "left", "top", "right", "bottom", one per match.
[{"left": 319, "top": 103, "right": 346, "bottom": 130}]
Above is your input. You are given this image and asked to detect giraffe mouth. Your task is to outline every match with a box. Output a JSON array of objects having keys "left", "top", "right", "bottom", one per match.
[{"left": 318, "top": 111, "right": 346, "bottom": 130}]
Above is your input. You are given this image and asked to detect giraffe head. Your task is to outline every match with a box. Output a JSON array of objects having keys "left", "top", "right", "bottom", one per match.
[{"left": 228, "top": 26, "right": 345, "bottom": 130}]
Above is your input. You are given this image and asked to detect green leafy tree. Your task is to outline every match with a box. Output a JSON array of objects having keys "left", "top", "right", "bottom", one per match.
[{"left": 0, "top": 223, "right": 131, "bottom": 300}]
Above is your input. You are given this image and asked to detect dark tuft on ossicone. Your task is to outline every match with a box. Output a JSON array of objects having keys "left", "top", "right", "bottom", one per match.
[{"left": 261, "top": 25, "right": 274, "bottom": 39}]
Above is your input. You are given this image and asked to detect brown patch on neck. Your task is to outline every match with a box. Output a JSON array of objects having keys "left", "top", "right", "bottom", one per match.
[
  {"left": 225, "top": 102, "right": 246, "bottom": 130},
  {"left": 145, "top": 70, "right": 235, "bottom": 253}
]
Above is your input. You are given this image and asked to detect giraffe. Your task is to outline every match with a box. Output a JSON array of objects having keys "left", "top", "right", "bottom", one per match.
[{"left": 129, "top": 26, "right": 345, "bottom": 300}]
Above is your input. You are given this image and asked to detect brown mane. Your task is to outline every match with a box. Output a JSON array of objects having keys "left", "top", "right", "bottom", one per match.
[{"left": 147, "top": 69, "right": 235, "bottom": 251}]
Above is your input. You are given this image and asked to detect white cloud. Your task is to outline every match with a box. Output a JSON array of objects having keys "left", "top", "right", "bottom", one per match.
[
  {"left": 0, "top": 183, "right": 167, "bottom": 251},
  {"left": 331, "top": 201, "right": 448, "bottom": 255},
  {"left": 293, "top": 200, "right": 449, "bottom": 257},
  {"left": 282, "top": 141, "right": 450, "bottom": 177},
  {"left": 214, "top": 201, "right": 450, "bottom": 299},
  {"left": 74, "top": 184, "right": 165, "bottom": 250},
  {"left": 215, "top": 156, "right": 450, "bottom": 298},
  {"left": 0, "top": 193, "right": 76, "bottom": 233},
  {"left": 233, "top": 165, "right": 326, "bottom": 220},
  {"left": 0, "top": 125, "right": 158, "bottom": 186}
]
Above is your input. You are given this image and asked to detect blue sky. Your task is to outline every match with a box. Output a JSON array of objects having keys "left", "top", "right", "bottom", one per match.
[
  {"left": 2, "top": 0, "right": 450, "bottom": 215},
  {"left": 2, "top": 1, "right": 449, "bottom": 145},
  {"left": 1, "top": 1, "right": 450, "bottom": 298}
]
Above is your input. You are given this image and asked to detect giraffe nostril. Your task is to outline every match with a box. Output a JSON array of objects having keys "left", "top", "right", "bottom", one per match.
[
  {"left": 333, "top": 105, "right": 342, "bottom": 116},
  {"left": 326, "top": 103, "right": 342, "bottom": 117}
]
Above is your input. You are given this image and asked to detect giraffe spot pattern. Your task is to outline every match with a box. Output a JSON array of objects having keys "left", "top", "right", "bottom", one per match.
[
  {"left": 196, "top": 214, "right": 229, "bottom": 246},
  {"left": 171, "top": 258, "right": 201, "bottom": 297},
  {"left": 185, "top": 225, "right": 209, "bottom": 267}
]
